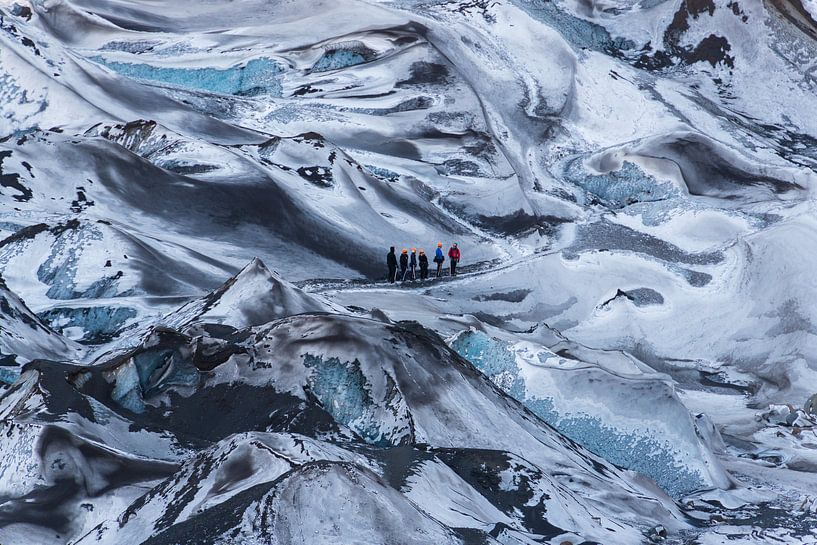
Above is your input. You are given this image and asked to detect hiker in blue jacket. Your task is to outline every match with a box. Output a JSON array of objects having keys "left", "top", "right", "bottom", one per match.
[{"left": 433, "top": 242, "right": 445, "bottom": 277}]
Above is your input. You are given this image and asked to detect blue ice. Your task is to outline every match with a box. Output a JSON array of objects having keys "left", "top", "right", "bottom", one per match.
[
  {"left": 451, "top": 330, "right": 707, "bottom": 497},
  {"left": 565, "top": 160, "right": 678, "bottom": 208},
  {"left": 312, "top": 49, "right": 367, "bottom": 72},
  {"left": 365, "top": 165, "right": 400, "bottom": 182},
  {"left": 91, "top": 56, "right": 283, "bottom": 97},
  {"left": 0, "top": 366, "right": 19, "bottom": 386},
  {"left": 38, "top": 306, "right": 136, "bottom": 344},
  {"left": 110, "top": 361, "right": 146, "bottom": 414},
  {"left": 303, "top": 354, "right": 399, "bottom": 447}
]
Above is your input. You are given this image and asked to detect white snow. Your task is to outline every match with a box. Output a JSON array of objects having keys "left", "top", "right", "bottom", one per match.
[{"left": 3, "top": 0, "right": 817, "bottom": 542}]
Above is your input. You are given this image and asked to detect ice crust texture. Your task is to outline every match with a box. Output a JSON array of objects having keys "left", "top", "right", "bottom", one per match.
[
  {"left": 90, "top": 57, "right": 284, "bottom": 97},
  {"left": 450, "top": 329, "right": 730, "bottom": 498}
]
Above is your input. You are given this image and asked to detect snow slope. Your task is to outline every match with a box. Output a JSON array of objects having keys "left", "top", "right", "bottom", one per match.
[
  {"left": 0, "top": 273, "right": 82, "bottom": 381},
  {"left": 0, "top": 265, "right": 682, "bottom": 544},
  {"left": 2, "top": 0, "right": 817, "bottom": 542}
]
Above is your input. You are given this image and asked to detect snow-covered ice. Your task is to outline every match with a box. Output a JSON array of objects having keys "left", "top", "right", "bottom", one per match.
[{"left": 2, "top": 0, "right": 817, "bottom": 542}]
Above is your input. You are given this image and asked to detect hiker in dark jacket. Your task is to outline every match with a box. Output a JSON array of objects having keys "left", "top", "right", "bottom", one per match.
[
  {"left": 387, "top": 247, "right": 398, "bottom": 283},
  {"left": 408, "top": 248, "right": 417, "bottom": 280},
  {"left": 448, "top": 243, "right": 460, "bottom": 276},
  {"left": 434, "top": 242, "right": 445, "bottom": 278},
  {"left": 399, "top": 249, "right": 409, "bottom": 281},
  {"left": 418, "top": 250, "right": 429, "bottom": 280}
]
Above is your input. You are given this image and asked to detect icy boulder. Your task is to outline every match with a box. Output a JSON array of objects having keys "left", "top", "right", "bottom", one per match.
[
  {"left": 163, "top": 258, "right": 341, "bottom": 330},
  {"left": 757, "top": 404, "right": 816, "bottom": 428},
  {"left": 565, "top": 157, "right": 679, "bottom": 209},
  {"left": 450, "top": 329, "right": 732, "bottom": 498},
  {"left": 85, "top": 120, "right": 167, "bottom": 158}
]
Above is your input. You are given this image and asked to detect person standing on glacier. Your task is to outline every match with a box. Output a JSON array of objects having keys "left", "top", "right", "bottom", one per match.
[
  {"left": 399, "top": 248, "right": 409, "bottom": 281},
  {"left": 418, "top": 250, "right": 429, "bottom": 280},
  {"left": 434, "top": 242, "right": 445, "bottom": 278},
  {"left": 387, "top": 247, "right": 398, "bottom": 283},
  {"left": 408, "top": 248, "right": 417, "bottom": 280},
  {"left": 448, "top": 243, "right": 461, "bottom": 276}
]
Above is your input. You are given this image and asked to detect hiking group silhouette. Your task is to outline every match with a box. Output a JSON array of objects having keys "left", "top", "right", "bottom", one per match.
[{"left": 386, "top": 243, "right": 461, "bottom": 283}]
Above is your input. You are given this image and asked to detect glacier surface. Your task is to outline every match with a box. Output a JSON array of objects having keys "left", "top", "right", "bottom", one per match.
[{"left": 2, "top": 0, "right": 817, "bottom": 543}]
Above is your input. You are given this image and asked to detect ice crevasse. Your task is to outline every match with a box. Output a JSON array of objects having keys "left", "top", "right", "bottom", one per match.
[{"left": 450, "top": 329, "right": 732, "bottom": 498}]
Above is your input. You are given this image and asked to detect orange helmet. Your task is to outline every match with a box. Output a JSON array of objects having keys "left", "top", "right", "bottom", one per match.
[
  {"left": 437, "top": 242, "right": 442, "bottom": 247},
  {"left": 401, "top": 248, "right": 408, "bottom": 254},
  {"left": 411, "top": 247, "right": 416, "bottom": 252}
]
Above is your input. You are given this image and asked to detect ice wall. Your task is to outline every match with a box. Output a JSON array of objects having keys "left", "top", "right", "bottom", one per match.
[
  {"left": 451, "top": 329, "right": 730, "bottom": 497},
  {"left": 91, "top": 57, "right": 283, "bottom": 97}
]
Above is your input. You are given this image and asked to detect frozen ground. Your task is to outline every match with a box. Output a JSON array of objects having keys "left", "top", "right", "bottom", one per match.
[{"left": 2, "top": 0, "right": 817, "bottom": 543}]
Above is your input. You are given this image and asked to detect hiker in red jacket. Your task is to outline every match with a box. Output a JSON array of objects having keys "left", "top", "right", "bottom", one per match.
[{"left": 448, "top": 243, "right": 460, "bottom": 276}]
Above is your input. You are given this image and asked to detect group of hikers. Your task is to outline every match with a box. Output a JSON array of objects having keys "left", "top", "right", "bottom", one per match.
[{"left": 386, "top": 243, "right": 461, "bottom": 283}]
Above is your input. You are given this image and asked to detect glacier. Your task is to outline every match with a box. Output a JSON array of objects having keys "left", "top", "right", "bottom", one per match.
[{"left": 2, "top": 0, "right": 817, "bottom": 543}]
